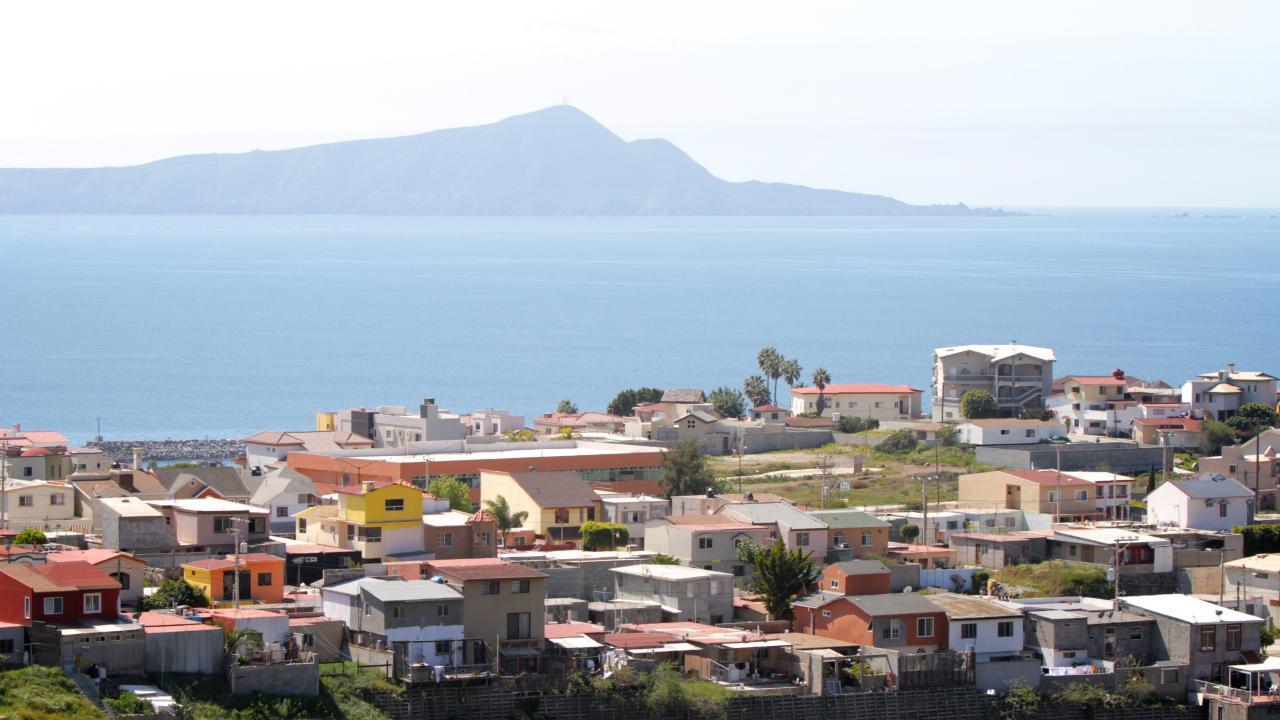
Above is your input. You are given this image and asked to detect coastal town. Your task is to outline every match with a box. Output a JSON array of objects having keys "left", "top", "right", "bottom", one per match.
[{"left": 4, "top": 342, "right": 1280, "bottom": 720}]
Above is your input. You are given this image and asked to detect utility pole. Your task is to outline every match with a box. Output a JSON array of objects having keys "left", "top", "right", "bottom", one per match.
[
  {"left": 737, "top": 435, "right": 745, "bottom": 495},
  {"left": 229, "top": 517, "right": 248, "bottom": 609},
  {"left": 1112, "top": 536, "right": 1140, "bottom": 611},
  {"left": 1054, "top": 442, "right": 1063, "bottom": 523}
]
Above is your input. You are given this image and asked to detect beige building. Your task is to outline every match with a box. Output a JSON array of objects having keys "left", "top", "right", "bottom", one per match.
[
  {"left": 958, "top": 469, "right": 1099, "bottom": 521},
  {"left": 1200, "top": 428, "right": 1280, "bottom": 510},
  {"left": 426, "top": 558, "right": 548, "bottom": 672},
  {"left": 479, "top": 470, "right": 601, "bottom": 547},
  {"left": 1, "top": 479, "right": 79, "bottom": 531},
  {"left": 789, "top": 384, "right": 922, "bottom": 420},
  {"left": 931, "top": 343, "right": 1056, "bottom": 421}
]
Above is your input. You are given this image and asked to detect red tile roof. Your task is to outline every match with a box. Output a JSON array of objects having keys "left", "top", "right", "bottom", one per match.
[
  {"left": 752, "top": 404, "right": 787, "bottom": 413},
  {"left": 1062, "top": 375, "right": 1127, "bottom": 386},
  {"left": 544, "top": 621, "right": 605, "bottom": 639},
  {"left": 0, "top": 561, "right": 120, "bottom": 592},
  {"left": 791, "top": 384, "right": 921, "bottom": 395},
  {"left": 46, "top": 550, "right": 143, "bottom": 567},
  {"left": 427, "top": 558, "right": 547, "bottom": 581},
  {"left": 602, "top": 631, "right": 678, "bottom": 649},
  {"left": 183, "top": 553, "right": 284, "bottom": 571}
]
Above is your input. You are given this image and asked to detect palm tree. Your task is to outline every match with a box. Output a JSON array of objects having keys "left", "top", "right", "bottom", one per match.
[
  {"left": 756, "top": 347, "right": 783, "bottom": 404},
  {"left": 782, "top": 359, "right": 803, "bottom": 389},
  {"left": 224, "top": 627, "right": 263, "bottom": 666},
  {"left": 743, "top": 375, "right": 771, "bottom": 408},
  {"left": 812, "top": 367, "right": 831, "bottom": 415},
  {"left": 483, "top": 495, "right": 528, "bottom": 547}
]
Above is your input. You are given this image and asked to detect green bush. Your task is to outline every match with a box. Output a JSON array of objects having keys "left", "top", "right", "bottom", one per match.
[
  {"left": 1001, "top": 680, "right": 1040, "bottom": 719},
  {"left": 580, "top": 521, "right": 629, "bottom": 550},
  {"left": 13, "top": 528, "right": 47, "bottom": 545},
  {"left": 107, "top": 691, "right": 151, "bottom": 714},
  {"left": 138, "top": 578, "right": 209, "bottom": 611},
  {"left": 1234, "top": 524, "right": 1280, "bottom": 556},
  {"left": 838, "top": 416, "right": 880, "bottom": 434},
  {"left": 876, "top": 429, "right": 919, "bottom": 454}
]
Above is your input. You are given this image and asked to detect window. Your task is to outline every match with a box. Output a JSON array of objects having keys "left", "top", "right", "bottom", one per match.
[
  {"left": 686, "top": 420, "right": 696, "bottom": 429},
  {"left": 482, "top": 580, "right": 500, "bottom": 596},
  {"left": 276, "top": 506, "right": 289, "bottom": 518},
  {"left": 507, "top": 612, "right": 531, "bottom": 639},
  {"left": 882, "top": 619, "right": 901, "bottom": 640},
  {"left": 439, "top": 532, "right": 453, "bottom": 547},
  {"left": 50, "top": 494, "right": 65, "bottom": 505},
  {"left": 298, "top": 518, "right": 307, "bottom": 533},
  {"left": 1220, "top": 503, "right": 1228, "bottom": 518},
  {"left": 392, "top": 605, "right": 404, "bottom": 619},
  {"left": 1227, "top": 624, "right": 1242, "bottom": 651},
  {"left": 213, "top": 516, "right": 234, "bottom": 533},
  {"left": 1047, "top": 491, "right": 1057, "bottom": 503},
  {"left": 732, "top": 565, "right": 744, "bottom": 576},
  {"left": 796, "top": 532, "right": 810, "bottom": 547},
  {"left": 960, "top": 623, "right": 977, "bottom": 639},
  {"left": 0, "top": 639, "right": 12, "bottom": 655},
  {"left": 1024, "top": 429, "right": 1036, "bottom": 438},
  {"left": 833, "top": 532, "right": 845, "bottom": 546},
  {"left": 555, "top": 509, "right": 570, "bottom": 524},
  {"left": 1074, "top": 490, "right": 1088, "bottom": 501},
  {"left": 435, "top": 640, "right": 452, "bottom": 655},
  {"left": 1129, "top": 627, "right": 1143, "bottom": 640},
  {"left": 44, "top": 596, "right": 64, "bottom": 615},
  {"left": 698, "top": 536, "right": 714, "bottom": 550},
  {"left": 1161, "top": 668, "right": 1179, "bottom": 685},
  {"left": 297, "top": 493, "right": 311, "bottom": 504},
  {"left": 1004, "top": 517, "right": 1016, "bottom": 527},
  {"left": 1115, "top": 485, "right": 1127, "bottom": 497},
  {"left": 384, "top": 498, "right": 404, "bottom": 512},
  {"left": 830, "top": 579, "right": 840, "bottom": 589},
  {"left": 1000, "top": 429, "right": 1011, "bottom": 436},
  {"left": 916, "top": 617, "right": 934, "bottom": 638},
  {"left": 436, "top": 604, "right": 449, "bottom": 617},
  {"left": 23, "top": 598, "right": 30, "bottom": 619},
  {"left": 1200, "top": 626, "right": 1216, "bottom": 651},
  {"left": 1068, "top": 545, "right": 1077, "bottom": 557},
  {"left": 861, "top": 531, "right": 873, "bottom": 547},
  {"left": 998, "top": 621, "right": 1014, "bottom": 638},
  {"left": 18, "top": 496, "right": 32, "bottom": 507},
  {"left": 257, "top": 572, "right": 272, "bottom": 586},
  {"left": 363, "top": 527, "right": 382, "bottom": 542},
  {"left": 21, "top": 468, "right": 31, "bottom": 478},
  {"left": 822, "top": 609, "right": 832, "bottom": 617},
  {"left": 512, "top": 579, "right": 531, "bottom": 594}
]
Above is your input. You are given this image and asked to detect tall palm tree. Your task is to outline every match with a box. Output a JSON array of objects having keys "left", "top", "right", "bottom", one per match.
[
  {"left": 782, "top": 359, "right": 803, "bottom": 388},
  {"left": 743, "top": 375, "right": 771, "bottom": 408},
  {"left": 757, "top": 347, "right": 783, "bottom": 404},
  {"left": 812, "top": 367, "right": 831, "bottom": 415},
  {"left": 483, "top": 495, "right": 528, "bottom": 547}
]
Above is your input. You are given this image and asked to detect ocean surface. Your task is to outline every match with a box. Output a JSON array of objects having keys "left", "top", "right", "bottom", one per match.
[{"left": 1, "top": 212, "right": 1278, "bottom": 443}]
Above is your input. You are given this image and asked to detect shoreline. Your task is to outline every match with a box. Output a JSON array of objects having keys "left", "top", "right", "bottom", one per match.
[{"left": 87, "top": 439, "right": 244, "bottom": 464}]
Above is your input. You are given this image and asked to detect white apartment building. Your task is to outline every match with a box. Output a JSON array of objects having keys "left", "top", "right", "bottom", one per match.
[
  {"left": 931, "top": 343, "right": 1056, "bottom": 421},
  {"left": 1182, "top": 364, "right": 1278, "bottom": 421},
  {"left": 336, "top": 398, "right": 467, "bottom": 449}
]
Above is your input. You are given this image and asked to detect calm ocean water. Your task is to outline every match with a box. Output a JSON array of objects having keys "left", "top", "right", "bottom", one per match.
[{"left": 1, "top": 213, "right": 1277, "bottom": 442}]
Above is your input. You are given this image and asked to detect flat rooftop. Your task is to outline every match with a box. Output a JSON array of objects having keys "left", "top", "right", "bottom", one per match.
[{"left": 365, "top": 442, "right": 662, "bottom": 464}]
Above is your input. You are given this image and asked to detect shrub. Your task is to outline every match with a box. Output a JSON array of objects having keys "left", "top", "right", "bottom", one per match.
[
  {"left": 1001, "top": 680, "right": 1040, "bottom": 719},
  {"left": 107, "top": 691, "right": 151, "bottom": 714},
  {"left": 1234, "top": 523, "right": 1280, "bottom": 556},
  {"left": 13, "top": 528, "right": 46, "bottom": 545},
  {"left": 138, "top": 578, "right": 209, "bottom": 611},
  {"left": 838, "top": 416, "right": 880, "bottom": 434},
  {"left": 580, "top": 521, "right": 629, "bottom": 550},
  {"left": 961, "top": 390, "right": 999, "bottom": 419},
  {"left": 876, "top": 429, "right": 918, "bottom": 454},
  {"left": 900, "top": 523, "right": 920, "bottom": 542}
]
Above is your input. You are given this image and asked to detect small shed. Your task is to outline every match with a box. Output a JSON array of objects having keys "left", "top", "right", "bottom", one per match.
[{"left": 139, "top": 611, "right": 224, "bottom": 675}]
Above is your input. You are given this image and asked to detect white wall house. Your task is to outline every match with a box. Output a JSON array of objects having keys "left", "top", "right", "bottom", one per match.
[
  {"left": 931, "top": 343, "right": 1056, "bottom": 421},
  {"left": 1145, "top": 476, "right": 1254, "bottom": 531},
  {"left": 789, "top": 384, "right": 922, "bottom": 420},
  {"left": 929, "top": 593, "right": 1025, "bottom": 662},
  {"left": 956, "top": 419, "right": 1058, "bottom": 445},
  {"left": 249, "top": 467, "right": 319, "bottom": 533},
  {"left": 1182, "top": 365, "right": 1278, "bottom": 421}
]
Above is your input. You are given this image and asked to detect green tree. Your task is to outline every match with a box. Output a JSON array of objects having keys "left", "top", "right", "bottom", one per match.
[
  {"left": 811, "top": 368, "right": 831, "bottom": 415},
  {"left": 877, "top": 429, "right": 919, "bottom": 454},
  {"left": 1227, "top": 402, "right": 1280, "bottom": 435},
  {"left": 580, "top": 521, "right": 630, "bottom": 550},
  {"left": 756, "top": 347, "right": 784, "bottom": 404},
  {"left": 12, "top": 528, "right": 46, "bottom": 545},
  {"left": 505, "top": 428, "right": 537, "bottom": 442},
  {"left": 555, "top": 399, "right": 579, "bottom": 414},
  {"left": 1233, "top": 523, "right": 1280, "bottom": 555},
  {"left": 607, "top": 387, "right": 665, "bottom": 416},
  {"left": 1001, "top": 680, "right": 1041, "bottom": 719},
  {"left": 224, "top": 627, "right": 263, "bottom": 665},
  {"left": 900, "top": 523, "right": 920, "bottom": 543},
  {"left": 483, "top": 495, "right": 529, "bottom": 546},
  {"left": 734, "top": 538, "right": 766, "bottom": 566},
  {"left": 138, "top": 578, "right": 209, "bottom": 611},
  {"left": 659, "top": 440, "right": 720, "bottom": 498},
  {"left": 750, "top": 540, "right": 819, "bottom": 620},
  {"left": 708, "top": 386, "right": 746, "bottom": 418},
  {"left": 743, "top": 375, "right": 772, "bottom": 408},
  {"left": 781, "top": 358, "right": 803, "bottom": 389},
  {"left": 1201, "top": 419, "right": 1238, "bottom": 454},
  {"left": 961, "top": 390, "right": 999, "bottom": 419},
  {"left": 936, "top": 424, "right": 960, "bottom": 447},
  {"left": 427, "top": 475, "right": 472, "bottom": 511},
  {"left": 838, "top": 416, "right": 880, "bottom": 434}
]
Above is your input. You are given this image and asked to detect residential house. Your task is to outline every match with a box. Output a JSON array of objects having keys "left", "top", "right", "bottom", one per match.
[
  {"left": 805, "top": 509, "right": 890, "bottom": 559},
  {"left": 1183, "top": 365, "right": 1278, "bottom": 421},
  {"left": 1017, "top": 597, "right": 1157, "bottom": 668},
  {"left": 151, "top": 466, "right": 252, "bottom": 503},
  {"left": 814, "top": 559, "right": 892, "bottom": 596},
  {"left": 749, "top": 404, "right": 788, "bottom": 423},
  {"left": 138, "top": 611, "right": 224, "bottom": 674},
  {"left": 718, "top": 501, "right": 830, "bottom": 557},
  {"left": 1223, "top": 554, "right": 1280, "bottom": 623},
  {"left": 1049, "top": 527, "right": 1174, "bottom": 574},
  {"left": 422, "top": 509, "right": 498, "bottom": 560},
  {"left": 479, "top": 470, "right": 602, "bottom": 548},
  {"left": 610, "top": 564, "right": 734, "bottom": 625},
  {"left": 149, "top": 497, "right": 270, "bottom": 553},
  {"left": 1199, "top": 429, "right": 1280, "bottom": 510},
  {"left": 931, "top": 343, "right": 1056, "bottom": 421},
  {"left": 641, "top": 515, "right": 770, "bottom": 579},
  {"left": 321, "top": 577, "right": 466, "bottom": 667},
  {"left": 334, "top": 399, "right": 467, "bottom": 449},
  {"left": 926, "top": 592, "right": 1024, "bottom": 663},
  {"left": 660, "top": 389, "right": 708, "bottom": 419},
  {"left": 533, "top": 412, "right": 626, "bottom": 436},
  {"left": 596, "top": 492, "right": 668, "bottom": 547},
  {"left": 248, "top": 467, "right": 319, "bottom": 534},
  {"left": 279, "top": 542, "right": 363, "bottom": 585},
  {"left": 959, "top": 470, "right": 1099, "bottom": 521},
  {"left": 0, "top": 479, "right": 78, "bottom": 531},
  {"left": 182, "top": 553, "right": 286, "bottom": 607},
  {"left": 956, "top": 419, "right": 1058, "bottom": 446},
  {"left": 46, "top": 549, "right": 146, "bottom": 606},
  {"left": 1131, "top": 418, "right": 1203, "bottom": 448},
  {"left": 1145, "top": 476, "right": 1254, "bottom": 531},
  {"left": 424, "top": 558, "right": 548, "bottom": 672},
  {"left": 1062, "top": 471, "right": 1137, "bottom": 521},
  {"left": 293, "top": 480, "right": 427, "bottom": 562},
  {"left": 1047, "top": 372, "right": 1139, "bottom": 437},
  {"left": 1120, "top": 594, "right": 1263, "bottom": 682},
  {"left": 463, "top": 409, "right": 525, "bottom": 438},
  {"left": 794, "top": 592, "right": 947, "bottom": 653},
  {"left": 0, "top": 446, "right": 74, "bottom": 484},
  {"left": 886, "top": 542, "right": 958, "bottom": 569},
  {"left": 949, "top": 532, "right": 1049, "bottom": 569},
  {"left": 67, "top": 447, "right": 109, "bottom": 476},
  {"left": 243, "top": 430, "right": 373, "bottom": 472},
  {"left": 789, "top": 383, "right": 922, "bottom": 420},
  {"left": 0, "top": 561, "right": 145, "bottom": 676},
  {"left": 97, "top": 497, "right": 175, "bottom": 553}
]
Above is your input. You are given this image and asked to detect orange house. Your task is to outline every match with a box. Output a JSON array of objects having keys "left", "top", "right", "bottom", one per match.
[
  {"left": 816, "top": 560, "right": 891, "bottom": 596},
  {"left": 794, "top": 593, "right": 946, "bottom": 653},
  {"left": 182, "top": 553, "right": 285, "bottom": 607}
]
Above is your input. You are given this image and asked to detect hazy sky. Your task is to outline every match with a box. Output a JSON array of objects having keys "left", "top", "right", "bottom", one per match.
[{"left": 2, "top": 1, "right": 1277, "bottom": 207}]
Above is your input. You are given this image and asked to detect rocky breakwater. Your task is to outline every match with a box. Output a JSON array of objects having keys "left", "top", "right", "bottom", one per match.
[{"left": 89, "top": 439, "right": 245, "bottom": 464}]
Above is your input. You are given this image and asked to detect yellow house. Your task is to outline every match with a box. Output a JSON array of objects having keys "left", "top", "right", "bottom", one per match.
[
  {"left": 182, "top": 552, "right": 285, "bottom": 607},
  {"left": 479, "top": 470, "right": 602, "bottom": 547},
  {"left": 294, "top": 480, "right": 426, "bottom": 561}
]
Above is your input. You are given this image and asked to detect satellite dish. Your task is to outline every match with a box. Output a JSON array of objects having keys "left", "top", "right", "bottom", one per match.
[{"left": 902, "top": 586, "right": 913, "bottom": 593}]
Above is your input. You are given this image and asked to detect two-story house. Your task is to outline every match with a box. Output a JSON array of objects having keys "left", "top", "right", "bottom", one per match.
[
  {"left": 1199, "top": 429, "right": 1280, "bottom": 510},
  {"left": 97, "top": 496, "right": 175, "bottom": 553},
  {"left": 1182, "top": 364, "right": 1278, "bottom": 421},
  {"left": 718, "top": 501, "right": 829, "bottom": 558},
  {"left": 925, "top": 592, "right": 1024, "bottom": 663},
  {"left": 610, "top": 564, "right": 734, "bottom": 625},
  {"left": 1047, "top": 373, "right": 1138, "bottom": 437},
  {"left": 0, "top": 561, "right": 145, "bottom": 676},
  {"left": 424, "top": 558, "right": 548, "bottom": 672},
  {"left": 182, "top": 553, "right": 285, "bottom": 607},
  {"left": 597, "top": 492, "right": 669, "bottom": 547},
  {"left": 1121, "top": 594, "right": 1263, "bottom": 682},
  {"left": 931, "top": 343, "right": 1056, "bottom": 421},
  {"left": 45, "top": 549, "right": 147, "bottom": 606},
  {"left": 1062, "top": 471, "right": 1137, "bottom": 521},
  {"left": 641, "top": 515, "right": 771, "bottom": 580},
  {"left": 805, "top": 509, "right": 891, "bottom": 559},
  {"left": 321, "top": 577, "right": 466, "bottom": 667},
  {"left": 959, "top": 470, "right": 1099, "bottom": 522},
  {"left": 422, "top": 508, "right": 498, "bottom": 560},
  {"left": 294, "top": 480, "right": 427, "bottom": 562},
  {"left": 247, "top": 467, "right": 320, "bottom": 534},
  {"left": 149, "top": 497, "right": 270, "bottom": 553},
  {"left": 0, "top": 479, "right": 77, "bottom": 531},
  {"left": 794, "top": 592, "right": 947, "bottom": 653},
  {"left": 479, "top": 470, "right": 602, "bottom": 548}
]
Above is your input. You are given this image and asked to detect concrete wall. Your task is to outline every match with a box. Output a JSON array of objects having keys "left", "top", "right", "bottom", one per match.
[
  {"left": 146, "top": 626, "right": 224, "bottom": 674},
  {"left": 976, "top": 444, "right": 1167, "bottom": 473},
  {"left": 229, "top": 658, "right": 320, "bottom": 697},
  {"left": 974, "top": 657, "right": 1042, "bottom": 692}
]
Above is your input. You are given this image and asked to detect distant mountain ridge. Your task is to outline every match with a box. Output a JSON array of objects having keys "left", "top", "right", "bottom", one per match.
[{"left": 0, "top": 106, "right": 1005, "bottom": 215}]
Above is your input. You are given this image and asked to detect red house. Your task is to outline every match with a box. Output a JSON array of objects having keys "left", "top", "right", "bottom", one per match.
[
  {"left": 0, "top": 561, "right": 121, "bottom": 625},
  {"left": 817, "top": 560, "right": 892, "bottom": 596},
  {"left": 793, "top": 593, "right": 947, "bottom": 653}
]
